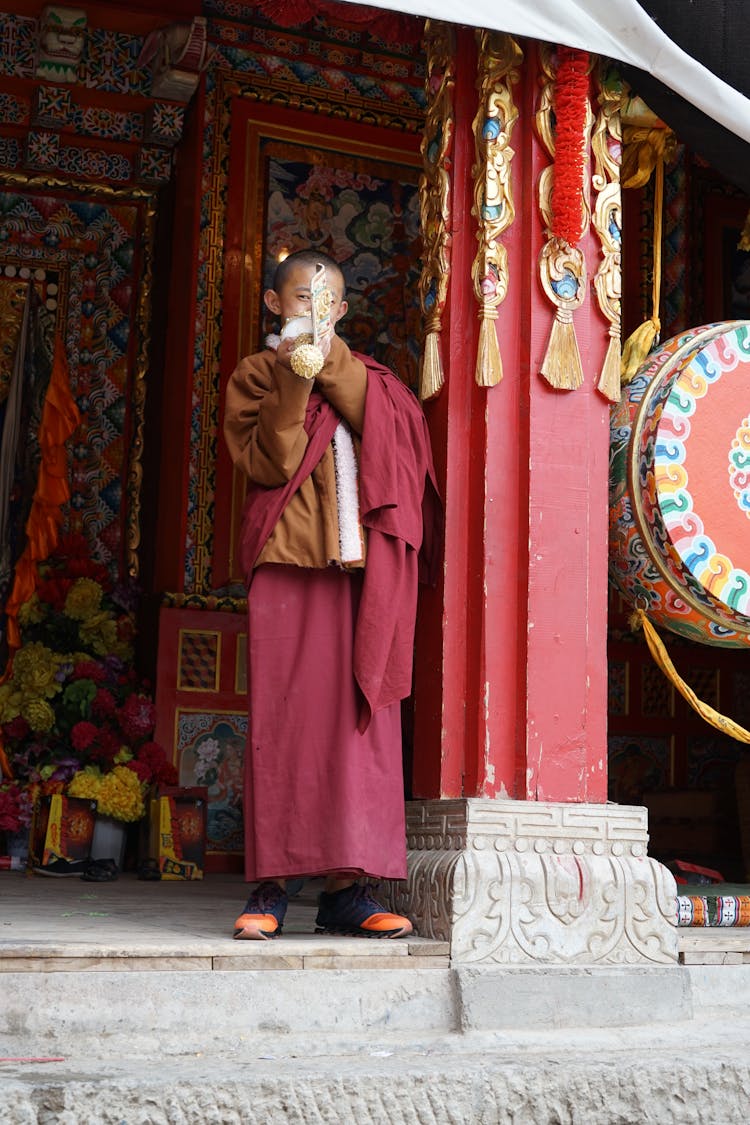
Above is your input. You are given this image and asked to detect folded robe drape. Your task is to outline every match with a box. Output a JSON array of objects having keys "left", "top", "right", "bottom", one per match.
[{"left": 239, "top": 356, "right": 442, "bottom": 731}]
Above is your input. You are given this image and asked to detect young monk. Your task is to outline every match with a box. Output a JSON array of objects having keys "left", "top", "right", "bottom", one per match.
[{"left": 222, "top": 249, "right": 441, "bottom": 940}]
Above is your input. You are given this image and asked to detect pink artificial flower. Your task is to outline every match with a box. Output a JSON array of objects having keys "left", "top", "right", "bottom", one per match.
[
  {"left": 3, "top": 715, "right": 31, "bottom": 741},
  {"left": 125, "top": 759, "right": 151, "bottom": 783},
  {"left": 91, "top": 687, "right": 117, "bottom": 719},
  {"left": 0, "top": 785, "right": 24, "bottom": 833},
  {"left": 73, "top": 661, "right": 107, "bottom": 684},
  {"left": 119, "top": 694, "right": 156, "bottom": 741},
  {"left": 89, "top": 729, "right": 121, "bottom": 764},
  {"left": 71, "top": 721, "right": 99, "bottom": 752}
]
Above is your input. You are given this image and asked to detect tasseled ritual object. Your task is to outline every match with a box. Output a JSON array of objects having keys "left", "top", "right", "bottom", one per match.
[
  {"left": 539, "top": 46, "right": 590, "bottom": 391},
  {"left": 290, "top": 342, "right": 325, "bottom": 380}
]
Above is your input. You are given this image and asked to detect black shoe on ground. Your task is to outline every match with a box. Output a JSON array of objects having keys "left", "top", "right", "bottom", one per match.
[{"left": 33, "top": 856, "right": 89, "bottom": 877}]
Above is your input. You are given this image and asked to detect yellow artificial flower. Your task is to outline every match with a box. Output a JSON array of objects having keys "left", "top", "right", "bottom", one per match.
[
  {"left": 64, "top": 578, "right": 104, "bottom": 620},
  {"left": 68, "top": 768, "right": 103, "bottom": 802},
  {"left": 0, "top": 683, "right": 24, "bottom": 722},
  {"left": 21, "top": 698, "right": 56, "bottom": 733},
  {"left": 95, "top": 765, "right": 145, "bottom": 822},
  {"left": 111, "top": 637, "right": 135, "bottom": 661},
  {"left": 11, "top": 642, "right": 63, "bottom": 700},
  {"left": 18, "top": 593, "right": 45, "bottom": 627},
  {"left": 79, "top": 613, "right": 118, "bottom": 656}
]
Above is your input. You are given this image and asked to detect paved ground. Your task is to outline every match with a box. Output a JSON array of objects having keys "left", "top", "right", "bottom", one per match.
[
  {"left": 3, "top": 871, "right": 750, "bottom": 1123},
  {"left": 0, "top": 870, "right": 448, "bottom": 969}
]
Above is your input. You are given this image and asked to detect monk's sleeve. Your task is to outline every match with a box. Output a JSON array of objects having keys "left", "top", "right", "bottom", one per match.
[
  {"left": 314, "top": 335, "right": 367, "bottom": 434},
  {"left": 223, "top": 353, "right": 313, "bottom": 485}
]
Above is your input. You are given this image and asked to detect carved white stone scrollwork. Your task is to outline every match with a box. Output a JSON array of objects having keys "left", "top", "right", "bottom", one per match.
[{"left": 384, "top": 799, "right": 679, "bottom": 966}]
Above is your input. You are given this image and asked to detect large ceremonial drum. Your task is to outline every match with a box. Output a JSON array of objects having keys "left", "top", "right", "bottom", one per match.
[{"left": 609, "top": 321, "right": 750, "bottom": 647}]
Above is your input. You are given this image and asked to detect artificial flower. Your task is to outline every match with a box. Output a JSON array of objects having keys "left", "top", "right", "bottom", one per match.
[
  {"left": 71, "top": 721, "right": 99, "bottom": 752},
  {"left": 0, "top": 782, "right": 33, "bottom": 832},
  {"left": 1, "top": 540, "right": 170, "bottom": 823},
  {"left": 119, "top": 694, "right": 156, "bottom": 742},
  {"left": 63, "top": 577, "right": 104, "bottom": 620},
  {"left": 95, "top": 764, "right": 146, "bottom": 822},
  {"left": 12, "top": 642, "right": 63, "bottom": 700},
  {"left": 18, "top": 594, "right": 44, "bottom": 627},
  {"left": 21, "top": 698, "right": 56, "bottom": 734},
  {"left": 79, "top": 612, "right": 118, "bottom": 656}
]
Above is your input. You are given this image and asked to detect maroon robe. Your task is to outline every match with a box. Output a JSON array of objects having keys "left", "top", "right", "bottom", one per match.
[{"left": 239, "top": 358, "right": 441, "bottom": 880}]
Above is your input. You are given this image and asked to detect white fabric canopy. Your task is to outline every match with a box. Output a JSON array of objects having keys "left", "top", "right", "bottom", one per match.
[{"left": 345, "top": 0, "right": 750, "bottom": 145}]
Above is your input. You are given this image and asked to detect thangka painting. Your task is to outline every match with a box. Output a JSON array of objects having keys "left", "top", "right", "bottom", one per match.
[
  {"left": 258, "top": 141, "right": 422, "bottom": 392},
  {"left": 177, "top": 710, "right": 246, "bottom": 855}
]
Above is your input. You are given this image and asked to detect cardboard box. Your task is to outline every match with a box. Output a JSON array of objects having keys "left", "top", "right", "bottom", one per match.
[
  {"left": 29, "top": 794, "right": 97, "bottom": 869},
  {"left": 149, "top": 787, "right": 207, "bottom": 879}
]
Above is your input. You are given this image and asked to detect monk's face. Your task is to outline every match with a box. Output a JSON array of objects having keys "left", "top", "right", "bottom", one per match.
[{"left": 264, "top": 261, "right": 348, "bottom": 328}]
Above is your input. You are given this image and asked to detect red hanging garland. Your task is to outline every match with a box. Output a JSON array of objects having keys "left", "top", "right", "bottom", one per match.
[{"left": 551, "top": 46, "right": 590, "bottom": 246}]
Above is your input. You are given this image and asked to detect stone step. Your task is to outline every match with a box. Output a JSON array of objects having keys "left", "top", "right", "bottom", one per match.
[
  {"left": 4, "top": 874, "right": 750, "bottom": 1121},
  {"left": 0, "top": 932, "right": 450, "bottom": 972},
  {"left": 679, "top": 928, "right": 750, "bottom": 964},
  {"left": 3, "top": 1008, "right": 750, "bottom": 1124}
]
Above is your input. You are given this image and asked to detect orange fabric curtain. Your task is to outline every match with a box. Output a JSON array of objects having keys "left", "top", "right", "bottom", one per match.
[{"left": 3, "top": 335, "right": 80, "bottom": 655}]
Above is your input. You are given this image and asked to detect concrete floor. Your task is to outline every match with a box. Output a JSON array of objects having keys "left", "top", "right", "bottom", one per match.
[
  {"left": 4, "top": 871, "right": 750, "bottom": 1122},
  {"left": 0, "top": 869, "right": 448, "bottom": 969}
]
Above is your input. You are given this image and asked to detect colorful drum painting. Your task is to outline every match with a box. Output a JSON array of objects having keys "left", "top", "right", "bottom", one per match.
[{"left": 609, "top": 321, "right": 750, "bottom": 647}]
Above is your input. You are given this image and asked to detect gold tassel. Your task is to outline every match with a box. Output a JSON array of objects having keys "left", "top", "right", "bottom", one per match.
[
  {"left": 420, "top": 330, "right": 445, "bottom": 401},
  {"left": 540, "top": 310, "right": 583, "bottom": 390},
  {"left": 632, "top": 608, "right": 750, "bottom": 744},
  {"left": 475, "top": 314, "right": 503, "bottom": 388},
  {"left": 621, "top": 148, "right": 664, "bottom": 385},
  {"left": 620, "top": 315, "right": 660, "bottom": 385},
  {"left": 739, "top": 208, "right": 750, "bottom": 253},
  {"left": 597, "top": 327, "right": 622, "bottom": 401}
]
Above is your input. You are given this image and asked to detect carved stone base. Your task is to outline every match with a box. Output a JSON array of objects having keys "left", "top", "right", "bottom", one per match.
[{"left": 384, "top": 799, "right": 679, "bottom": 965}]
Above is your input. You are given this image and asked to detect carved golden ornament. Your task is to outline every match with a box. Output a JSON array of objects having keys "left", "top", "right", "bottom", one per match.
[
  {"left": 126, "top": 193, "right": 157, "bottom": 579},
  {"left": 470, "top": 29, "right": 523, "bottom": 390},
  {"left": 592, "top": 65, "right": 623, "bottom": 192},
  {"left": 290, "top": 342, "right": 324, "bottom": 380},
  {"left": 740, "top": 208, "right": 750, "bottom": 253},
  {"left": 535, "top": 43, "right": 556, "bottom": 155},
  {"left": 535, "top": 44, "right": 593, "bottom": 392},
  {"left": 591, "top": 63, "right": 626, "bottom": 402},
  {"left": 0, "top": 279, "right": 29, "bottom": 404},
  {"left": 418, "top": 19, "right": 455, "bottom": 401}
]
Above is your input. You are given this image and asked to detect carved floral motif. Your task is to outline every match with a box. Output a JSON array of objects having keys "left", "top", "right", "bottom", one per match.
[{"left": 385, "top": 799, "right": 679, "bottom": 965}]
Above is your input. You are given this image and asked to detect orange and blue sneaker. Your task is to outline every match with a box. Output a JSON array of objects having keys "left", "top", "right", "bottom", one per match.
[
  {"left": 315, "top": 883, "right": 413, "bottom": 938},
  {"left": 233, "top": 880, "right": 288, "bottom": 940}
]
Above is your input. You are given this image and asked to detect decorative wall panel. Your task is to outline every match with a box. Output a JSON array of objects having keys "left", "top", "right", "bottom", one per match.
[{"left": 0, "top": 178, "right": 155, "bottom": 581}]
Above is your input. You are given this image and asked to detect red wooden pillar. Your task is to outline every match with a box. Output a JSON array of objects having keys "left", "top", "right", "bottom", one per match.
[{"left": 413, "top": 31, "right": 609, "bottom": 806}]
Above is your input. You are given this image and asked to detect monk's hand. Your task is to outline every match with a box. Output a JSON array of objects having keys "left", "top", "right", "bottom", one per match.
[{"left": 274, "top": 337, "right": 297, "bottom": 372}]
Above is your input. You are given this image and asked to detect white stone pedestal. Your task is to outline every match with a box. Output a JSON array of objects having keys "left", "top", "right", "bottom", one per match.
[{"left": 385, "top": 799, "right": 679, "bottom": 965}]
